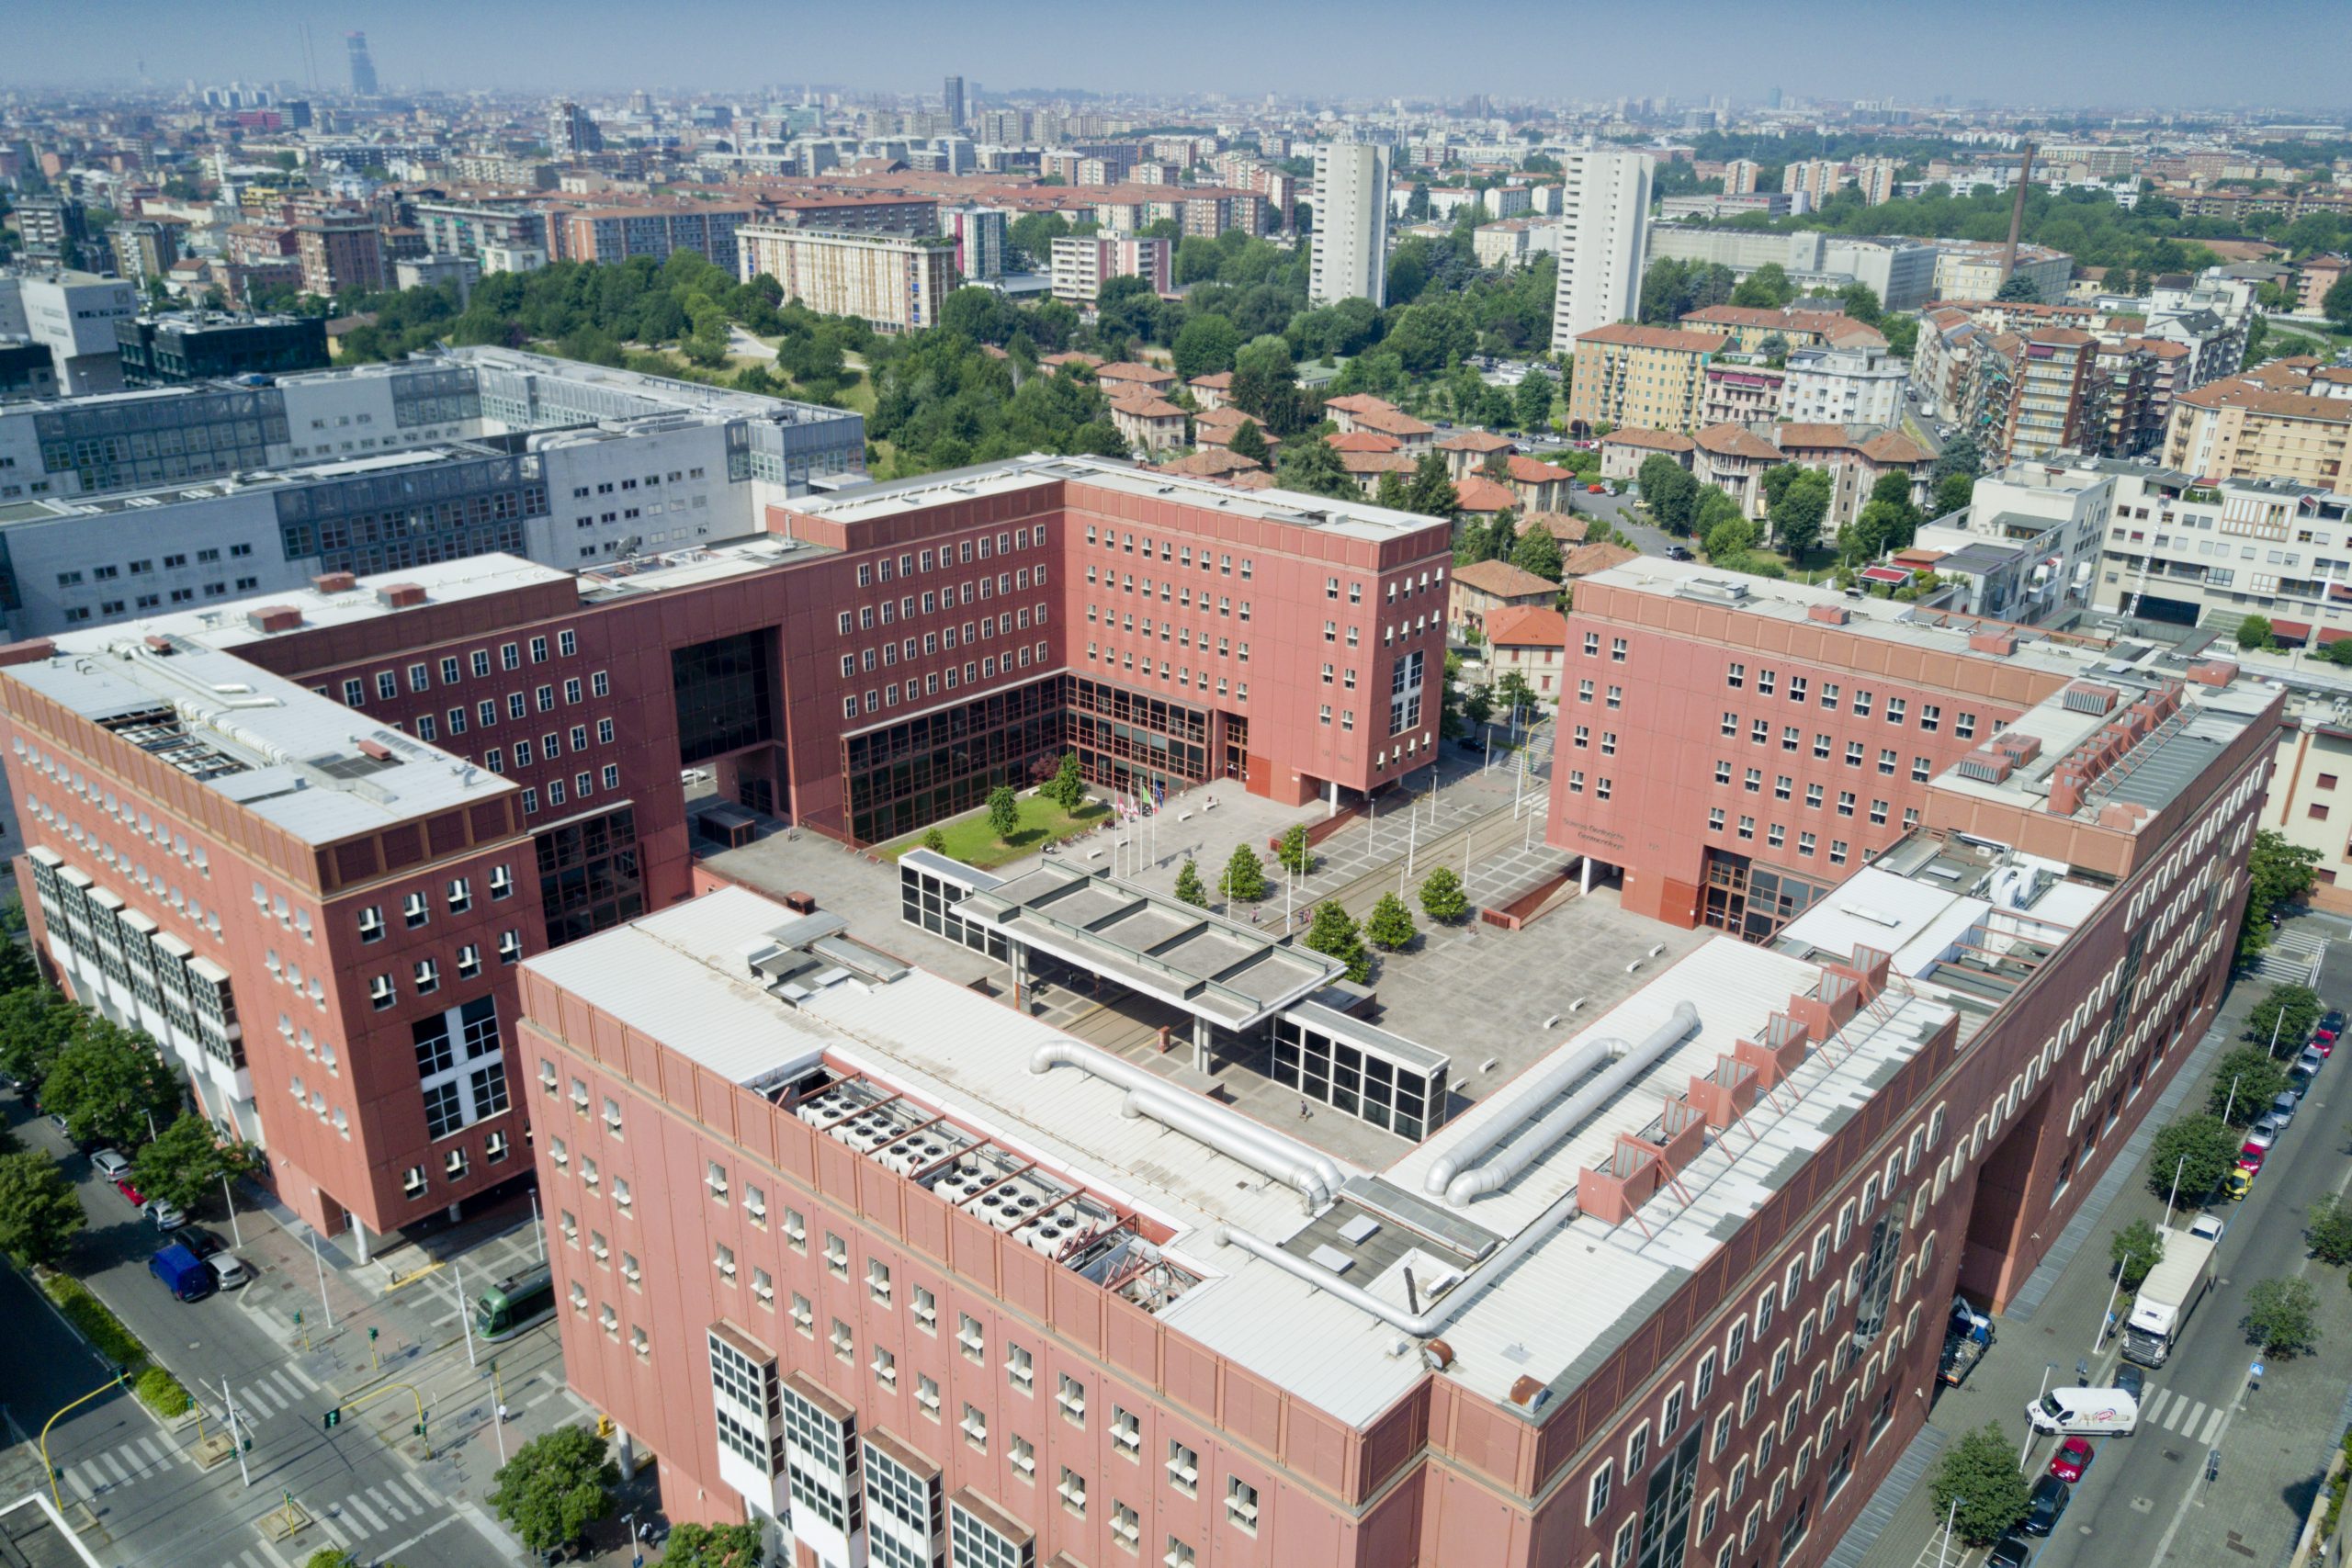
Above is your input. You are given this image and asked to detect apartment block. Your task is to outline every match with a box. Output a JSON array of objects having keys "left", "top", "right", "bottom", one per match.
[
  {"left": 1780, "top": 344, "right": 1908, "bottom": 428},
  {"left": 295, "top": 213, "right": 388, "bottom": 298},
  {"left": 0, "top": 271, "right": 139, "bottom": 394},
  {"left": 1566, "top": 324, "right": 1729, "bottom": 436},
  {"left": 938, "top": 206, "right": 1009, "bottom": 282},
  {"left": 737, "top": 226, "right": 958, "bottom": 333},
  {"left": 1048, "top": 235, "right": 1172, "bottom": 307},
  {"left": 1548, "top": 150, "right": 1653, "bottom": 350},
  {"left": 114, "top": 311, "right": 329, "bottom": 387},
  {"left": 554, "top": 204, "right": 753, "bottom": 267},
  {"left": 2165, "top": 357, "right": 2352, "bottom": 495}
]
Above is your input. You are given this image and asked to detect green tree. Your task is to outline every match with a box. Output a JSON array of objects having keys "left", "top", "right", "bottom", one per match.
[
  {"left": 1172, "top": 314, "right": 1241, "bottom": 381},
  {"left": 1275, "top": 436, "right": 1358, "bottom": 501},
  {"left": 1174, "top": 859, "right": 1208, "bottom": 908},
  {"left": 1511, "top": 525, "right": 1563, "bottom": 581},
  {"left": 1496, "top": 670, "right": 1538, "bottom": 719},
  {"left": 1046, "top": 752, "right": 1088, "bottom": 813},
  {"left": 1759, "top": 464, "right": 1803, "bottom": 513},
  {"left": 1837, "top": 281, "right": 1883, "bottom": 324},
  {"left": 1303, "top": 902, "right": 1372, "bottom": 983},
  {"left": 2248, "top": 985, "right": 2323, "bottom": 1055},
  {"left": 488, "top": 1426, "right": 620, "bottom": 1554},
  {"left": 2211, "top": 1046, "right": 2291, "bottom": 1127},
  {"left": 1403, "top": 452, "right": 1460, "bottom": 522},
  {"left": 0, "top": 1148, "right": 85, "bottom": 1268},
  {"left": 922, "top": 827, "right": 948, "bottom": 854},
  {"left": 0, "top": 987, "right": 80, "bottom": 1090},
  {"left": 659, "top": 1522, "right": 767, "bottom": 1568},
  {"left": 1274, "top": 822, "right": 1314, "bottom": 877},
  {"left": 1514, "top": 368, "right": 1556, "bottom": 434},
  {"left": 1462, "top": 684, "right": 1495, "bottom": 728},
  {"left": 985, "top": 785, "right": 1020, "bottom": 845},
  {"left": 1419, "top": 866, "right": 1470, "bottom": 923},
  {"left": 1770, "top": 468, "right": 1833, "bottom": 556},
  {"left": 1926, "top": 1424, "right": 2034, "bottom": 1547},
  {"left": 1366, "top": 892, "right": 1418, "bottom": 952},
  {"left": 1731, "top": 263, "right": 1795, "bottom": 309},
  {"left": 2149, "top": 1113, "right": 2243, "bottom": 1201},
  {"left": 1932, "top": 469, "right": 1974, "bottom": 517},
  {"left": 2240, "top": 829, "right": 2321, "bottom": 961},
  {"left": 2306, "top": 1194, "right": 2352, "bottom": 1267},
  {"left": 1637, "top": 457, "right": 1701, "bottom": 535},
  {"left": 1220, "top": 843, "right": 1268, "bottom": 904},
  {"left": 2109, "top": 1218, "right": 2164, "bottom": 1291},
  {"left": 1227, "top": 417, "right": 1270, "bottom": 466},
  {"left": 133, "top": 1112, "right": 254, "bottom": 1215},
  {"left": 1928, "top": 434, "right": 1983, "bottom": 489},
  {"left": 2243, "top": 1277, "right": 2320, "bottom": 1358},
  {"left": 40, "top": 1017, "right": 182, "bottom": 1147},
  {"left": 2236, "top": 614, "right": 2275, "bottom": 650},
  {"left": 1994, "top": 273, "right": 2043, "bottom": 303}
]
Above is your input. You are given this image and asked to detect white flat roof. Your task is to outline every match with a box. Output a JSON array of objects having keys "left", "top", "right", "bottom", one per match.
[{"left": 121, "top": 556, "right": 576, "bottom": 653}]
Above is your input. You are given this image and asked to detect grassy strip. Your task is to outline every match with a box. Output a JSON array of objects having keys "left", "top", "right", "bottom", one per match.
[
  {"left": 134, "top": 1365, "right": 191, "bottom": 1417},
  {"left": 40, "top": 1272, "right": 149, "bottom": 1371}
]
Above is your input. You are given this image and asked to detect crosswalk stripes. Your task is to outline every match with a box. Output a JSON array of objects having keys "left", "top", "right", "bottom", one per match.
[
  {"left": 2143, "top": 1386, "right": 2169, "bottom": 1424},
  {"left": 64, "top": 1427, "right": 190, "bottom": 1495},
  {"left": 2199, "top": 1404, "right": 2228, "bottom": 1446},
  {"left": 341, "top": 1493, "right": 386, "bottom": 1533},
  {"left": 282, "top": 1361, "right": 320, "bottom": 1393}
]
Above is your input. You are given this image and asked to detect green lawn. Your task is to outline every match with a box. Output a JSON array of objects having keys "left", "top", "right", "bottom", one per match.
[{"left": 878, "top": 793, "right": 1112, "bottom": 871}]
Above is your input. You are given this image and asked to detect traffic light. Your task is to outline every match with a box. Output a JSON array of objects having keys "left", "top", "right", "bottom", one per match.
[
  {"left": 241, "top": 1435, "right": 253, "bottom": 1452},
  {"left": 322, "top": 1408, "right": 341, "bottom": 1430},
  {"left": 368, "top": 1327, "right": 378, "bottom": 1342}
]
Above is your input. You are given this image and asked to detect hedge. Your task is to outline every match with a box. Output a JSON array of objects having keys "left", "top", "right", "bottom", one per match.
[
  {"left": 133, "top": 1366, "right": 190, "bottom": 1417},
  {"left": 39, "top": 1273, "right": 151, "bottom": 1372}
]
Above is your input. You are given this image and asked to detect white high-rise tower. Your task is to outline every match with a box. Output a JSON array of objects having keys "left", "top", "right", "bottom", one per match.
[
  {"left": 1549, "top": 150, "right": 1655, "bottom": 351},
  {"left": 1308, "top": 141, "right": 1391, "bottom": 309}
]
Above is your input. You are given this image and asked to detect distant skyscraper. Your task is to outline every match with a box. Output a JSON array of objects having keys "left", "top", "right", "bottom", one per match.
[
  {"left": 943, "top": 74, "right": 966, "bottom": 129},
  {"left": 549, "top": 99, "right": 604, "bottom": 158},
  {"left": 1308, "top": 141, "right": 1390, "bottom": 309},
  {"left": 1548, "top": 150, "right": 1653, "bottom": 351},
  {"left": 345, "top": 31, "right": 377, "bottom": 96}
]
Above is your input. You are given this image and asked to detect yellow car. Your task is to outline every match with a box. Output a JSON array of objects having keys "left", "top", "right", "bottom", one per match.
[{"left": 2222, "top": 1167, "right": 2253, "bottom": 1201}]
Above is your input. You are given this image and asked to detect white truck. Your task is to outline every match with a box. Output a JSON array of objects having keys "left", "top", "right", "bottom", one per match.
[{"left": 2122, "top": 1230, "right": 2218, "bottom": 1367}]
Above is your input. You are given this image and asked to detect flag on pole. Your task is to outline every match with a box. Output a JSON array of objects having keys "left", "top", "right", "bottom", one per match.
[{"left": 1153, "top": 778, "right": 1166, "bottom": 810}]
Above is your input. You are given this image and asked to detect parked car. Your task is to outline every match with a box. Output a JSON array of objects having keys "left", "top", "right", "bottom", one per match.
[
  {"left": 209, "top": 1251, "right": 251, "bottom": 1290},
  {"left": 176, "top": 1225, "right": 226, "bottom": 1259},
  {"left": 90, "top": 1148, "right": 132, "bottom": 1181},
  {"left": 2110, "top": 1362, "right": 2144, "bottom": 1402},
  {"left": 113, "top": 1175, "right": 147, "bottom": 1208},
  {"left": 2298, "top": 1043, "right": 2327, "bottom": 1074},
  {"left": 2306, "top": 1032, "right": 2335, "bottom": 1059},
  {"left": 2021, "top": 1474, "right": 2072, "bottom": 1537},
  {"left": 1666, "top": 545, "right": 1694, "bottom": 561},
  {"left": 1588, "top": 481, "right": 1608, "bottom": 493},
  {"left": 148, "top": 1242, "right": 213, "bottom": 1303},
  {"left": 2049, "top": 1436, "right": 2096, "bottom": 1483},
  {"left": 46, "top": 1112, "right": 71, "bottom": 1141},
  {"left": 2237, "top": 1141, "right": 2268, "bottom": 1176},
  {"left": 2188, "top": 1213, "right": 2226, "bottom": 1245},
  {"left": 147, "top": 1198, "right": 187, "bottom": 1231},
  {"left": 1987, "top": 1529, "right": 2037, "bottom": 1568},
  {"left": 2245, "top": 1118, "right": 2281, "bottom": 1151},
  {"left": 2316, "top": 1009, "right": 2345, "bottom": 1041}
]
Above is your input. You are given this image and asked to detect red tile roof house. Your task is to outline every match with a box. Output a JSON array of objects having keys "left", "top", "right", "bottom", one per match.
[
  {"left": 1108, "top": 393, "right": 1188, "bottom": 455},
  {"left": 1483, "top": 604, "right": 1570, "bottom": 700},
  {"left": 1436, "top": 428, "right": 1516, "bottom": 480},
  {"left": 1600, "top": 427, "right": 1695, "bottom": 481},
  {"left": 1691, "top": 422, "right": 1785, "bottom": 516},
  {"left": 1337, "top": 449, "right": 1418, "bottom": 496},
  {"left": 1095, "top": 361, "right": 1177, "bottom": 398},
  {"left": 1148, "top": 448, "right": 1267, "bottom": 479},
  {"left": 1040, "top": 351, "right": 1103, "bottom": 371},
  {"left": 1187, "top": 370, "right": 1234, "bottom": 409},
  {"left": 1503, "top": 453, "right": 1578, "bottom": 513},
  {"left": 1327, "top": 430, "right": 1405, "bottom": 455},
  {"left": 1325, "top": 395, "right": 1437, "bottom": 450},
  {"left": 1449, "top": 558, "right": 1560, "bottom": 632},
  {"left": 1452, "top": 474, "right": 1522, "bottom": 523},
  {"left": 1518, "top": 510, "right": 1592, "bottom": 545},
  {"left": 1193, "top": 406, "right": 1280, "bottom": 455}
]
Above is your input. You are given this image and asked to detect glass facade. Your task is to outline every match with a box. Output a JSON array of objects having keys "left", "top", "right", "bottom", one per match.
[
  {"left": 34, "top": 386, "right": 288, "bottom": 491},
  {"left": 1701, "top": 850, "right": 1831, "bottom": 944},
  {"left": 274, "top": 452, "right": 546, "bottom": 576},
  {"left": 536, "top": 805, "right": 644, "bottom": 946},
  {"left": 1270, "top": 1011, "right": 1448, "bottom": 1141},
  {"left": 672, "top": 631, "right": 778, "bottom": 766},
  {"left": 845, "top": 675, "right": 1066, "bottom": 846},
  {"left": 1066, "top": 676, "right": 1207, "bottom": 799}
]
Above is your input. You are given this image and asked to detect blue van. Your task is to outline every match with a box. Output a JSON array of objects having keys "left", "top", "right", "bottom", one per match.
[{"left": 148, "top": 1241, "right": 213, "bottom": 1302}]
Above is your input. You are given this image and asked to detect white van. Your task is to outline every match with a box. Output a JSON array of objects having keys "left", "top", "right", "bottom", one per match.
[{"left": 2026, "top": 1387, "right": 2139, "bottom": 1437}]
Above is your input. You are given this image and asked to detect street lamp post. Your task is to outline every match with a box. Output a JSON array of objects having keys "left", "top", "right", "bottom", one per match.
[
  {"left": 220, "top": 1172, "right": 242, "bottom": 1247},
  {"left": 2095, "top": 1243, "right": 2140, "bottom": 1358},
  {"left": 310, "top": 1227, "right": 334, "bottom": 1329},
  {"left": 1936, "top": 1495, "right": 1962, "bottom": 1568},
  {"left": 2222, "top": 1073, "right": 2244, "bottom": 1125},
  {"left": 2021, "top": 1364, "right": 2055, "bottom": 1470},
  {"left": 2162, "top": 1154, "right": 2188, "bottom": 1232}
]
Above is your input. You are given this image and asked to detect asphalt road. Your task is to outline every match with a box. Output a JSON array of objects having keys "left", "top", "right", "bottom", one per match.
[
  {"left": 5, "top": 1099, "right": 521, "bottom": 1568},
  {"left": 2025, "top": 952, "right": 2352, "bottom": 1568}
]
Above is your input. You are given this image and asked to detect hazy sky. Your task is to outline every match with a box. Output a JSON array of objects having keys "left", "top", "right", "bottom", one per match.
[{"left": 7, "top": 0, "right": 2347, "bottom": 110}]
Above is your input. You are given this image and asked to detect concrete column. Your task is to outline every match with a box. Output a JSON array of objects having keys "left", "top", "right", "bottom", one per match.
[
  {"left": 1193, "top": 1014, "right": 1212, "bottom": 1075},
  {"left": 446, "top": 1201, "right": 462, "bottom": 1224},
  {"left": 1009, "top": 942, "right": 1028, "bottom": 1012},
  {"left": 1581, "top": 857, "right": 1596, "bottom": 895},
  {"left": 616, "top": 1425, "right": 637, "bottom": 1482},
  {"left": 1328, "top": 778, "right": 1339, "bottom": 818},
  {"left": 348, "top": 1218, "right": 371, "bottom": 1265}
]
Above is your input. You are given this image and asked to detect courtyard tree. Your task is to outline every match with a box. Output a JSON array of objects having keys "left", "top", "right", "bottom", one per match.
[
  {"left": 1303, "top": 902, "right": 1372, "bottom": 983},
  {"left": 1275, "top": 822, "right": 1314, "bottom": 877},
  {"left": 2247, "top": 984, "right": 2322, "bottom": 1054},
  {"left": 40, "top": 1015, "right": 182, "bottom": 1148},
  {"left": 1220, "top": 843, "right": 1268, "bottom": 905},
  {"left": 488, "top": 1426, "right": 620, "bottom": 1557},
  {"left": 133, "top": 1112, "right": 255, "bottom": 1215},
  {"left": 985, "top": 785, "right": 1020, "bottom": 845},
  {"left": 2306, "top": 1194, "right": 2352, "bottom": 1268},
  {"left": 1366, "top": 892, "right": 1419, "bottom": 952},
  {"left": 2239, "top": 829, "right": 2320, "bottom": 961},
  {"left": 1174, "top": 859, "right": 1208, "bottom": 908},
  {"left": 2148, "top": 1113, "right": 2242, "bottom": 1200},
  {"left": 1046, "top": 753, "right": 1088, "bottom": 813},
  {"left": 2109, "top": 1218, "right": 2164, "bottom": 1292},
  {"left": 2210, "top": 1046, "right": 2291, "bottom": 1127},
  {"left": 1419, "top": 866, "right": 1469, "bottom": 923},
  {"left": 2243, "top": 1277, "right": 2320, "bottom": 1358}
]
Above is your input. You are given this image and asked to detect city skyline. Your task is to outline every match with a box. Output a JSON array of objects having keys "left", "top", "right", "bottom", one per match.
[{"left": 4, "top": 0, "right": 2349, "bottom": 108}]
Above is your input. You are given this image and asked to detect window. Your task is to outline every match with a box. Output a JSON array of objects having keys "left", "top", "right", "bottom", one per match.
[
  {"left": 1058, "top": 1372, "right": 1088, "bottom": 1425},
  {"left": 1226, "top": 1477, "right": 1261, "bottom": 1535},
  {"left": 1587, "top": 1459, "right": 1613, "bottom": 1522},
  {"left": 1113, "top": 1405, "right": 1142, "bottom": 1455},
  {"left": 1006, "top": 1341, "right": 1035, "bottom": 1393},
  {"left": 1167, "top": 1440, "right": 1199, "bottom": 1496}
]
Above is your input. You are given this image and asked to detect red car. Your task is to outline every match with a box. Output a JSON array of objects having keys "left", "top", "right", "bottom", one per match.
[
  {"left": 113, "top": 1175, "right": 147, "bottom": 1207},
  {"left": 1588, "top": 482, "right": 1609, "bottom": 493},
  {"left": 2237, "top": 1142, "right": 2268, "bottom": 1174},
  {"left": 2310, "top": 1033, "right": 2335, "bottom": 1057},
  {"left": 2048, "top": 1436, "right": 2095, "bottom": 1483}
]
